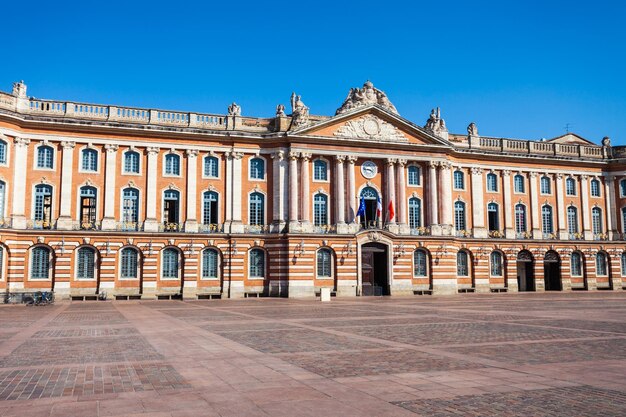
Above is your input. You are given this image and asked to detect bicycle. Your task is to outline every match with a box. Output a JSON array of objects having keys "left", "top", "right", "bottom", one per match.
[{"left": 25, "top": 291, "right": 54, "bottom": 306}]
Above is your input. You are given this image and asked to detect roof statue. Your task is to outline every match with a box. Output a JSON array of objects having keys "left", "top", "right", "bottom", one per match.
[
  {"left": 425, "top": 107, "right": 448, "bottom": 137},
  {"left": 335, "top": 81, "right": 398, "bottom": 115},
  {"left": 12, "top": 80, "right": 27, "bottom": 98},
  {"left": 276, "top": 104, "right": 286, "bottom": 117},
  {"left": 467, "top": 122, "right": 478, "bottom": 137},
  {"left": 227, "top": 102, "right": 241, "bottom": 116},
  {"left": 290, "top": 92, "right": 310, "bottom": 129}
]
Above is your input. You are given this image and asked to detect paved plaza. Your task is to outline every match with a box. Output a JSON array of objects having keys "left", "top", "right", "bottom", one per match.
[{"left": 1, "top": 293, "right": 626, "bottom": 416}]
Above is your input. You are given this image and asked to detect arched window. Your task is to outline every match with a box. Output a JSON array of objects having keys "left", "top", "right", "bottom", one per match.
[
  {"left": 81, "top": 148, "right": 98, "bottom": 171},
  {"left": 249, "top": 192, "right": 265, "bottom": 226},
  {"left": 621, "top": 180, "right": 626, "bottom": 198},
  {"left": 515, "top": 204, "right": 526, "bottom": 233},
  {"left": 162, "top": 248, "right": 179, "bottom": 279},
  {"left": 79, "top": 186, "right": 97, "bottom": 228},
  {"left": 408, "top": 166, "right": 420, "bottom": 186},
  {"left": 486, "top": 173, "right": 498, "bottom": 192},
  {"left": 567, "top": 206, "right": 578, "bottom": 234},
  {"left": 540, "top": 176, "right": 551, "bottom": 194},
  {"left": 316, "top": 248, "right": 332, "bottom": 278},
  {"left": 163, "top": 190, "right": 180, "bottom": 225},
  {"left": 313, "top": 159, "right": 327, "bottom": 181},
  {"left": 454, "top": 201, "right": 466, "bottom": 231},
  {"left": 592, "top": 207, "right": 603, "bottom": 235},
  {"left": 313, "top": 193, "right": 328, "bottom": 226},
  {"left": 566, "top": 177, "right": 576, "bottom": 196},
  {"left": 408, "top": 197, "right": 421, "bottom": 229},
  {"left": 31, "top": 246, "right": 50, "bottom": 279},
  {"left": 250, "top": 158, "right": 265, "bottom": 180},
  {"left": 121, "top": 248, "right": 138, "bottom": 279},
  {"left": 413, "top": 250, "right": 427, "bottom": 277},
  {"left": 453, "top": 170, "right": 464, "bottom": 190},
  {"left": 487, "top": 202, "right": 499, "bottom": 231},
  {"left": 590, "top": 178, "right": 601, "bottom": 197},
  {"left": 202, "top": 248, "right": 219, "bottom": 279},
  {"left": 0, "top": 181, "right": 5, "bottom": 220},
  {"left": 122, "top": 188, "right": 139, "bottom": 226},
  {"left": 622, "top": 207, "right": 626, "bottom": 233},
  {"left": 514, "top": 174, "right": 525, "bottom": 193},
  {"left": 571, "top": 252, "right": 583, "bottom": 276},
  {"left": 596, "top": 252, "right": 608, "bottom": 276},
  {"left": 124, "top": 151, "right": 140, "bottom": 173},
  {"left": 34, "top": 184, "right": 52, "bottom": 226},
  {"left": 542, "top": 205, "right": 553, "bottom": 234},
  {"left": 249, "top": 249, "right": 265, "bottom": 278},
  {"left": 621, "top": 253, "right": 626, "bottom": 276},
  {"left": 457, "top": 251, "right": 469, "bottom": 276},
  {"left": 77, "top": 247, "right": 96, "bottom": 280},
  {"left": 0, "top": 139, "right": 6, "bottom": 164},
  {"left": 204, "top": 156, "right": 219, "bottom": 178},
  {"left": 490, "top": 251, "right": 503, "bottom": 276},
  {"left": 203, "top": 191, "right": 218, "bottom": 225},
  {"left": 165, "top": 154, "right": 180, "bottom": 175},
  {"left": 37, "top": 145, "right": 54, "bottom": 169}
]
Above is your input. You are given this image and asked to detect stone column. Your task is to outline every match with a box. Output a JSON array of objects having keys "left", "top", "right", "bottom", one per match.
[
  {"left": 56, "top": 140, "right": 75, "bottom": 230},
  {"left": 229, "top": 151, "right": 244, "bottom": 233},
  {"left": 346, "top": 156, "right": 357, "bottom": 225},
  {"left": 580, "top": 175, "right": 592, "bottom": 240},
  {"left": 439, "top": 161, "right": 453, "bottom": 235},
  {"left": 300, "top": 153, "right": 312, "bottom": 231},
  {"left": 143, "top": 147, "right": 160, "bottom": 232},
  {"left": 288, "top": 151, "right": 300, "bottom": 231},
  {"left": 396, "top": 159, "right": 408, "bottom": 233},
  {"left": 471, "top": 167, "right": 486, "bottom": 238},
  {"left": 502, "top": 170, "right": 514, "bottom": 238},
  {"left": 101, "top": 144, "right": 119, "bottom": 230},
  {"left": 270, "top": 150, "right": 287, "bottom": 232},
  {"left": 10, "top": 137, "right": 30, "bottom": 229},
  {"left": 555, "top": 173, "right": 567, "bottom": 239},
  {"left": 385, "top": 158, "right": 397, "bottom": 231},
  {"left": 184, "top": 149, "right": 199, "bottom": 232},
  {"left": 606, "top": 176, "right": 618, "bottom": 240},
  {"left": 529, "top": 171, "right": 540, "bottom": 238},
  {"left": 428, "top": 161, "right": 440, "bottom": 235},
  {"left": 335, "top": 155, "right": 347, "bottom": 233}
]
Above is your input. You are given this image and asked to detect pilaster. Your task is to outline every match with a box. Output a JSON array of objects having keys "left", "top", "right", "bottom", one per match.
[
  {"left": 56, "top": 140, "right": 75, "bottom": 230},
  {"left": 101, "top": 144, "right": 119, "bottom": 230},
  {"left": 143, "top": 147, "right": 160, "bottom": 232},
  {"left": 471, "top": 167, "right": 486, "bottom": 238},
  {"left": 428, "top": 161, "right": 440, "bottom": 235},
  {"left": 184, "top": 149, "right": 199, "bottom": 232},
  {"left": 529, "top": 171, "right": 541, "bottom": 239},
  {"left": 580, "top": 175, "right": 592, "bottom": 240},
  {"left": 271, "top": 150, "right": 287, "bottom": 232},
  {"left": 555, "top": 173, "right": 568, "bottom": 239},
  {"left": 396, "top": 159, "right": 408, "bottom": 234},
  {"left": 288, "top": 151, "right": 300, "bottom": 231},
  {"left": 228, "top": 151, "right": 244, "bottom": 233},
  {"left": 439, "top": 161, "right": 453, "bottom": 235},
  {"left": 385, "top": 158, "right": 397, "bottom": 228},
  {"left": 502, "top": 170, "right": 515, "bottom": 239},
  {"left": 300, "top": 153, "right": 312, "bottom": 231},
  {"left": 606, "top": 176, "right": 618, "bottom": 240},
  {"left": 346, "top": 156, "right": 357, "bottom": 224}
]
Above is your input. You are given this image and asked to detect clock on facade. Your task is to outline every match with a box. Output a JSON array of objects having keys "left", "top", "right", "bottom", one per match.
[{"left": 361, "top": 161, "right": 378, "bottom": 179}]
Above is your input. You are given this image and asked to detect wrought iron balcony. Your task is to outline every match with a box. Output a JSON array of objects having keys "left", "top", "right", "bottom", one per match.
[
  {"left": 160, "top": 222, "right": 182, "bottom": 232},
  {"left": 73, "top": 221, "right": 101, "bottom": 231},
  {"left": 116, "top": 222, "right": 143, "bottom": 232},
  {"left": 244, "top": 225, "right": 269, "bottom": 234},
  {"left": 410, "top": 226, "right": 431, "bottom": 236},
  {"left": 515, "top": 231, "right": 532, "bottom": 239},
  {"left": 26, "top": 220, "right": 55, "bottom": 230},
  {"left": 456, "top": 229, "right": 473, "bottom": 238},
  {"left": 198, "top": 223, "right": 225, "bottom": 233},
  {"left": 312, "top": 224, "right": 337, "bottom": 234},
  {"left": 488, "top": 230, "right": 505, "bottom": 238}
]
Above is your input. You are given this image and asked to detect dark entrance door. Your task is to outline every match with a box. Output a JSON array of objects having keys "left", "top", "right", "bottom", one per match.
[
  {"left": 516, "top": 250, "right": 535, "bottom": 292},
  {"left": 543, "top": 251, "right": 562, "bottom": 291},
  {"left": 361, "top": 243, "right": 389, "bottom": 296}
]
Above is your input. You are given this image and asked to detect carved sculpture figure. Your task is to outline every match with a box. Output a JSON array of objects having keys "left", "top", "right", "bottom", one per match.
[
  {"left": 335, "top": 81, "right": 398, "bottom": 115},
  {"left": 12, "top": 80, "right": 26, "bottom": 98},
  {"left": 424, "top": 107, "right": 448, "bottom": 136},
  {"left": 227, "top": 102, "right": 241, "bottom": 116},
  {"left": 467, "top": 122, "right": 478, "bottom": 137},
  {"left": 276, "top": 104, "right": 286, "bottom": 117},
  {"left": 290, "top": 92, "right": 310, "bottom": 129}
]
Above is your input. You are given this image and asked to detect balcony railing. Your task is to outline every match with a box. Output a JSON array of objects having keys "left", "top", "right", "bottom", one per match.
[
  {"left": 515, "top": 231, "right": 532, "bottom": 239},
  {"left": 542, "top": 232, "right": 558, "bottom": 240},
  {"left": 312, "top": 224, "right": 337, "bottom": 234},
  {"left": 569, "top": 233, "right": 584, "bottom": 240},
  {"left": 160, "top": 222, "right": 182, "bottom": 232},
  {"left": 488, "top": 230, "right": 505, "bottom": 238},
  {"left": 198, "top": 223, "right": 225, "bottom": 233},
  {"left": 26, "top": 220, "right": 55, "bottom": 230},
  {"left": 456, "top": 229, "right": 473, "bottom": 238},
  {"left": 0, "top": 218, "right": 12, "bottom": 229},
  {"left": 244, "top": 225, "right": 270, "bottom": 234},
  {"left": 73, "top": 221, "right": 102, "bottom": 231},
  {"left": 116, "top": 222, "right": 143, "bottom": 232},
  {"left": 410, "top": 226, "right": 431, "bottom": 236},
  {"left": 594, "top": 233, "right": 608, "bottom": 241}
]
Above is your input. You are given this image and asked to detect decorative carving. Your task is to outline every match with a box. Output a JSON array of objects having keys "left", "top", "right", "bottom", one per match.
[
  {"left": 227, "top": 151, "right": 244, "bottom": 160},
  {"left": 602, "top": 136, "right": 611, "bottom": 147},
  {"left": 368, "top": 231, "right": 381, "bottom": 242},
  {"left": 83, "top": 237, "right": 90, "bottom": 245},
  {"left": 14, "top": 137, "right": 30, "bottom": 147},
  {"left": 502, "top": 170, "right": 511, "bottom": 177},
  {"left": 397, "top": 158, "right": 407, "bottom": 166},
  {"left": 529, "top": 171, "right": 538, "bottom": 178},
  {"left": 467, "top": 122, "right": 478, "bottom": 137},
  {"left": 227, "top": 102, "right": 241, "bottom": 116},
  {"left": 517, "top": 250, "right": 533, "bottom": 261},
  {"left": 127, "top": 180, "right": 137, "bottom": 188},
  {"left": 556, "top": 172, "right": 564, "bottom": 180},
  {"left": 37, "top": 236, "right": 45, "bottom": 243},
  {"left": 335, "top": 155, "right": 346, "bottom": 163},
  {"left": 146, "top": 146, "right": 159, "bottom": 155},
  {"left": 300, "top": 152, "right": 312, "bottom": 161},
  {"left": 333, "top": 115, "right": 407, "bottom": 142},
  {"left": 12, "top": 80, "right": 27, "bottom": 98},
  {"left": 288, "top": 151, "right": 299, "bottom": 160},
  {"left": 581, "top": 174, "right": 589, "bottom": 181},
  {"left": 345, "top": 155, "right": 358, "bottom": 164},
  {"left": 127, "top": 238, "right": 134, "bottom": 245},
  {"left": 271, "top": 150, "right": 285, "bottom": 161},
  {"left": 439, "top": 161, "right": 452, "bottom": 170},
  {"left": 544, "top": 250, "right": 560, "bottom": 262},
  {"left": 471, "top": 167, "right": 483, "bottom": 175},
  {"left": 185, "top": 149, "right": 199, "bottom": 158},
  {"left": 428, "top": 160, "right": 439, "bottom": 169},
  {"left": 385, "top": 158, "right": 397, "bottom": 166},
  {"left": 424, "top": 107, "right": 447, "bottom": 136},
  {"left": 290, "top": 92, "right": 310, "bottom": 129},
  {"left": 104, "top": 144, "right": 119, "bottom": 153},
  {"left": 84, "top": 179, "right": 94, "bottom": 187},
  {"left": 335, "top": 81, "right": 398, "bottom": 115},
  {"left": 168, "top": 239, "right": 175, "bottom": 246},
  {"left": 275, "top": 104, "right": 286, "bottom": 117}
]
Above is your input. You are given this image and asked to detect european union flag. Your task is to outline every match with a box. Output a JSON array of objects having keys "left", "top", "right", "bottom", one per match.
[{"left": 356, "top": 197, "right": 366, "bottom": 218}]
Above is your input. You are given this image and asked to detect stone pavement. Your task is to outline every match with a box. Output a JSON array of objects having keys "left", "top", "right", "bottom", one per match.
[{"left": 1, "top": 293, "right": 626, "bottom": 416}]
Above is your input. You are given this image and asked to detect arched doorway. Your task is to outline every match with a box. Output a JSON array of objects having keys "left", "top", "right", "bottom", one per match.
[
  {"left": 543, "top": 250, "right": 562, "bottom": 291},
  {"left": 359, "top": 187, "right": 380, "bottom": 229},
  {"left": 361, "top": 242, "right": 389, "bottom": 296},
  {"left": 516, "top": 250, "right": 535, "bottom": 291}
]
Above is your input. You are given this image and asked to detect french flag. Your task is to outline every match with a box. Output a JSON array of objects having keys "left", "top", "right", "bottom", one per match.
[{"left": 376, "top": 195, "right": 382, "bottom": 219}]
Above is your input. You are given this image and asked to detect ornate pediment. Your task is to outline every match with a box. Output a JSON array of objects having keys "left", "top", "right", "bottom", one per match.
[
  {"left": 333, "top": 115, "right": 408, "bottom": 142},
  {"left": 336, "top": 81, "right": 398, "bottom": 115}
]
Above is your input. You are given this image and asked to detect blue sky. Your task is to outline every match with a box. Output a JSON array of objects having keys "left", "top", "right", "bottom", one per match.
[{"left": 3, "top": 1, "right": 625, "bottom": 144}]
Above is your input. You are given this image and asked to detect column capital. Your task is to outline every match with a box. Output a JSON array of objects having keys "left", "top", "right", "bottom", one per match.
[
  {"left": 227, "top": 151, "right": 244, "bottom": 160},
  {"left": 556, "top": 172, "right": 564, "bottom": 180},
  {"left": 439, "top": 161, "right": 452, "bottom": 170},
  {"left": 345, "top": 155, "right": 358, "bottom": 164},
  {"left": 185, "top": 149, "right": 199, "bottom": 158},
  {"left": 335, "top": 155, "right": 346, "bottom": 163},
  {"left": 61, "top": 140, "right": 76, "bottom": 149},
  {"left": 529, "top": 171, "right": 538, "bottom": 178},
  {"left": 14, "top": 137, "right": 30, "bottom": 147},
  {"left": 385, "top": 157, "right": 397, "bottom": 166},
  {"left": 502, "top": 169, "right": 511, "bottom": 177},
  {"left": 288, "top": 151, "right": 300, "bottom": 160},
  {"left": 580, "top": 174, "right": 589, "bottom": 181},
  {"left": 271, "top": 150, "right": 285, "bottom": 161},
  {"left": 471, "top": 167, "right": 483, "bottom": 175},
  {"left": 104, "top": 144, "right": 119, "bottom": 153},
  {"left": 146, "top": 146, "right": 160, "bottom": 155},
  {"left": 300, "top": 152, "right": 312, "bottom": 161},
  {"left": 397, "top": 158, "right": 407, "bottom": 166},
  {"left": 428, "top": 160, "right": 439, "bottom": 169}
]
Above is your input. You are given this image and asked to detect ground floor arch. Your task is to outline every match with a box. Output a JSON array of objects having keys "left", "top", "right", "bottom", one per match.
[
  {"left": 544, "top": 250, "right": 562, "bottom": 291},
  {"left": 517, "top": 250, "right": 535, "bottom": 292},
  {"left": 360, "top": 242, "right": 389, "bottom": 296}
]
